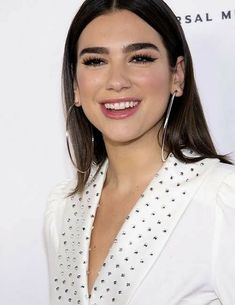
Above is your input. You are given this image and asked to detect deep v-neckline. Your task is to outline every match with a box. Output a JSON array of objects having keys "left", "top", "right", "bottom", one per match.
[
  {"left": 87, "top": 176, "right": 159, "bottom": 295},
  {"left": 52, "top": 150, "right": 217, "bottom": 305},
  {"left": 86, "top": 158, "right": 168, "bottom": 298}
]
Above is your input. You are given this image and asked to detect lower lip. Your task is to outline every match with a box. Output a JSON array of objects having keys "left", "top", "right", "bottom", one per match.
[{"left": 101, "top": 103, "right": 140, "bottom": 119}]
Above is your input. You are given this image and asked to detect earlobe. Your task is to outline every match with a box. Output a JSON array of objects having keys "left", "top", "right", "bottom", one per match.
[
  {"left": 74, "top": 87, "right": 81, "bottom": 107},
  {"left": 171, "top": 56, "right": 185, "bottom": 96}
]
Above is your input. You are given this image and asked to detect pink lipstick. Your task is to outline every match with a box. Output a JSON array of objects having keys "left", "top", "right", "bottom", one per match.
[{"left": 100, "top": 97, "right": 141, "bottom": 120}]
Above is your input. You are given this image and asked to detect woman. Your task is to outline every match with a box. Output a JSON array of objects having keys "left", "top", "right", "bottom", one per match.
[{"left": 45, "top": 0, "right": 235, "bottom": 304}]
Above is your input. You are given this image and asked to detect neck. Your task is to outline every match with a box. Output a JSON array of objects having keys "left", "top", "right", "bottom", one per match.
[{"left": 103, "top": 133, "right": 163, "bottom": 191}]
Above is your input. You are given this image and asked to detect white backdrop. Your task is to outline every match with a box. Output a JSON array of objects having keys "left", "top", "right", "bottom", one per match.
[{"left": 0, "top": 1, "right": 234, "bottom": 304}]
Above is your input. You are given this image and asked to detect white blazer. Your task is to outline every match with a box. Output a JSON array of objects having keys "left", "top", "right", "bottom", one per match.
[{"left": 44, "top": 151, "right": 235, "bottom": 305}]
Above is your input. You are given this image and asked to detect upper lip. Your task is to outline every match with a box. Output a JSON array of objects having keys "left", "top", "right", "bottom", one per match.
[{"left": 100, "top": 97, "right": 142, "bottom": 104}]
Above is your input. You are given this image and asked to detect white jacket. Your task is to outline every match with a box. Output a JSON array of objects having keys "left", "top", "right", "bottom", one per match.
[{"left": 44, "top": 151, "right": 235, "bottom": 305}]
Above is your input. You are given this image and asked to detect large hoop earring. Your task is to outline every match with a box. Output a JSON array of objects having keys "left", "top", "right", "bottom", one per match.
[
  {"left": 66, "top": 103, "right": 94, "bottom": 173},
  {"left": 161, "top": 92, "right": 177, "bottom": 162}
]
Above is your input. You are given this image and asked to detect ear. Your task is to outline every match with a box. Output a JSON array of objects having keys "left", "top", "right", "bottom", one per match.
[
  {"left": 73, "top": 81, "right": 81, "bottom": 107},
  {"left": 171, "top": 56, "right": 185, "bottom": 97}
]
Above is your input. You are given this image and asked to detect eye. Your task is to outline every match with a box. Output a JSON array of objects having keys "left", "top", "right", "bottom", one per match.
[
  {"left": 82, "top": 57, "right": 106, "bottom": 66},
  {"left": 131, "top": 54, "right": 157, "bottom": 64}
]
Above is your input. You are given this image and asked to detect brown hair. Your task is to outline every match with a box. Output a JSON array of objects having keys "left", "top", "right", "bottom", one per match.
[{"left": 62, "top": 0, "right": 232, "bottom": 193}]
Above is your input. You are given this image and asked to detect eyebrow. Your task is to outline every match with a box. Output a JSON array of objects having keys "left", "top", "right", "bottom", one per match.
[{"left": 78, "top": 42, "right": 159, "bottom": 57}]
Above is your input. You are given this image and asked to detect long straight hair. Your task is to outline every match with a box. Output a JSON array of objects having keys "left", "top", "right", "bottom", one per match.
[{"left": 62, "top": 0, "right": 232, "bottom": 193}]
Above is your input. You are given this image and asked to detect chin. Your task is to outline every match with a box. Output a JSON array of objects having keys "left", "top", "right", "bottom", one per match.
[
  {"left": 103, "top": 133, "right": 138, "bottom": 146},
  {"left": 103, "top": 130, "right": 149, "bottom": 146}
]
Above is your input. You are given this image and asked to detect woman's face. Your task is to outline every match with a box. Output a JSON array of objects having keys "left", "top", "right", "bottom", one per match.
[{"left": 75, "top": 10, "right": 184, "bottom": 145}]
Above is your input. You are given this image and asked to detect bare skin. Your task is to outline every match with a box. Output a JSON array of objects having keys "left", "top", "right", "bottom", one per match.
[{"left": 87, "top": 134, "right": 164, "bottom": 294}]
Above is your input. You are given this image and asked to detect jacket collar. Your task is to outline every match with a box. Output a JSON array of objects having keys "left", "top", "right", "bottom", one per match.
[{"left": 53, "top": 151, "right": 218, "bottom": 305}]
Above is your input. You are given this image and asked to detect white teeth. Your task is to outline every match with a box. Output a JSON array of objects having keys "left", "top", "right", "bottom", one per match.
[
  {"left": 104, "top": 101, "right": 139, "bottom": 110},
  {"left": 120, "top": 102, "right": 125, "bottom": 109},
  {"left": 114, "top": 103, "right": 120, "bottom": 109}
]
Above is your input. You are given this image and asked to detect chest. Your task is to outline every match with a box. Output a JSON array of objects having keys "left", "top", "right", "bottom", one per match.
[{"left": 87, "top": 191, "right": 142, "bottom": 294}]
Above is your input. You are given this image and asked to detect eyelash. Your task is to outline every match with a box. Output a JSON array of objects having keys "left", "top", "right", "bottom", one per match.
[
  {"left": 82, "top": 57, "right": 106, "bottom": 66},
  {"left": 131, "top": 54, "right": 157, "bottom": 63},
  {"left": 82, "top": 54, "right": 157, "bottom": 66}
]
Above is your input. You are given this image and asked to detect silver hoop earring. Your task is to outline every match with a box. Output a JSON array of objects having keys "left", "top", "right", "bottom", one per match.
[
  {"left": 161, "top": 92, "right": 177, "bottom": 162},
  {"left": 66, "top": 103, "right": 94, "bottom": 173}
]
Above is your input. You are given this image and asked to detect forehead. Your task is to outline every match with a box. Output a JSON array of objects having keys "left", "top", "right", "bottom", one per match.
[{"left": 77, "top": 10, "right": 164, "bottom": 50}]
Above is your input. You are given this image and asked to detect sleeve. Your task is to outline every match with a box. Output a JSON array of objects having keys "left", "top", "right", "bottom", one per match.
[
  {"left": 212, "top": 171, "right": 235, "bottom": 304},
  {"left": 44, "top": 180, "right": 72, "bottom": 288}
]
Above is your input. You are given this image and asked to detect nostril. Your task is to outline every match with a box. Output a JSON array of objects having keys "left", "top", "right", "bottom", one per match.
[
  {"left": 106, "top": 68, "right": 131, "bottom": 91},
  {"left": 106, "top": 79, "right": 132, "bottom": 92}
]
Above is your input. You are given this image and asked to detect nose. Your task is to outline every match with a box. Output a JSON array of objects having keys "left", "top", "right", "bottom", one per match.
[{"left": 106, "top": 62, "right": 131, "bottom": 92}]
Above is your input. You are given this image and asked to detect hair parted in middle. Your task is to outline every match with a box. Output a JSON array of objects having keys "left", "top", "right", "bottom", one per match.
[{"left": 63, "top": 0, "right": 231, "bottom": 193}]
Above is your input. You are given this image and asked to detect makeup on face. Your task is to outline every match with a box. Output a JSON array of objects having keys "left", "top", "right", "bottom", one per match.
[{"left": 75, "top": 10, "right": 175, "bottom": 144}]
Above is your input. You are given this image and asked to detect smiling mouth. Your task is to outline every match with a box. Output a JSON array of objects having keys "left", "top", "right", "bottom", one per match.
[
  {"left": 104, "top": 101, "right": 139, "bottom": 110},
  {"left": 100, "top": 98, "right": 141, "bottom": 119}
]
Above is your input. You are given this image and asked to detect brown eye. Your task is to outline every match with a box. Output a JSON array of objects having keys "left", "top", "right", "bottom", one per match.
[
  {"left": 131, "top": 55, "right": 157, "bottom": 63},
  {"left": 83, "top": 57, "right": 106, "bottom": 66}
]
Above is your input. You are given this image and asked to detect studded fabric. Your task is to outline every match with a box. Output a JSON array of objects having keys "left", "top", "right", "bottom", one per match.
[{"left": 46, "top": 150, "right": 231, "bottom": 305}]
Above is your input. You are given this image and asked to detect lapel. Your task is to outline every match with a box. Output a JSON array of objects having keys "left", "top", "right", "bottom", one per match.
[
  {"left": 53, "top": 151, "right": 218, "bottom": 305},
  {"left": 89, "top": 152, "right": 218, "bottom": 305},
  {"left": 52, "top": 161, "right": 108, "bottom": 305}
]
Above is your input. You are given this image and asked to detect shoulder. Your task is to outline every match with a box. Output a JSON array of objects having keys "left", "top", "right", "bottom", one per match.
[
  {"left": 212, "top": 160, "right": 235, "bottom": 176},
  {"left": 214, "top": 162, "right": 235, "bottom": 208},
  {"left": 193, "top": 160, "right": 235, "bottom": 217},
  {"left": 46, "top": 179, "right": 76, "bottom": 219},
  {"left": 179, "top": 149, "right": 235, "bottom": 187},
  {"left": 207, "top": 161, "right": 235, "bottom": 209},
  {"left": 206, "top": 161, "right": 235, "bottom": 190},
  {"left": 44, "top": 179, "right": 77, "bottom": 251},
  {"left": 195, "top": 158, "right": 235, "bottom": 199},
  {"left": 172, "top": 152, "right": 235, "bottom": 208}
]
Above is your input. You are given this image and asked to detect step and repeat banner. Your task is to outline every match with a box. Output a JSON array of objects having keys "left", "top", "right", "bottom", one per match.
[
  {"left": 0, "top": 1, "right": 234, "bottom": 305},
  {"left": 167, "top": 0, "right": 235, "bottom": 156}
]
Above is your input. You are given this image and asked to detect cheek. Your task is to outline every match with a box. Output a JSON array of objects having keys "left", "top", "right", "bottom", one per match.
[
  {"left": 76, "top": 71, "right": 102, "bottom": 101},
  {"left": 134, "top": 67, "right": 172, "bottom": 93},
  {"left": 76, "top": 71, "right": 103, "bottom": 127}
]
